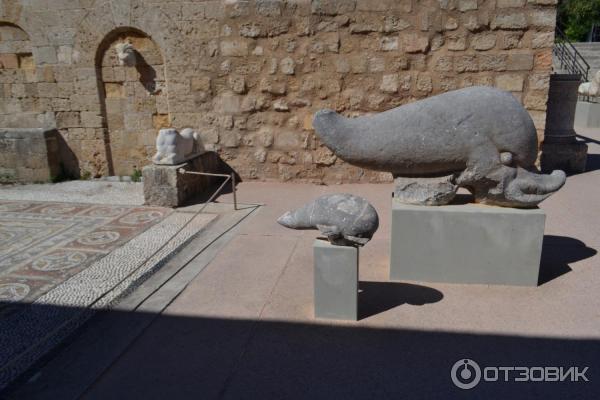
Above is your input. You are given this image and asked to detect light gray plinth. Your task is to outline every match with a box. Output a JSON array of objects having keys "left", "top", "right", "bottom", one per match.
[
  {"left": 575, "top": 101, "right": 600, "bottom": 128},
  {"left": 314, "top": 239, "right": 358, "bottom": 320},
  {"left": 390, "top": 200, "right": 546, "bottom": 286}
]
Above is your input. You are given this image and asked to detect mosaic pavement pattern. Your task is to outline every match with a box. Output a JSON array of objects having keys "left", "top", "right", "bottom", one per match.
[
  {"left": 0, "top": 201, "right": 171, "bottom": 315},
  {"left": 0, "top": 199, "right": 218, "bottom": 389}
]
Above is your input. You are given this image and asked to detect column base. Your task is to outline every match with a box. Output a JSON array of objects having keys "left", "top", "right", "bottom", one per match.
[{"left": 541, "top": 141, "right": 588, "bottom": 174}]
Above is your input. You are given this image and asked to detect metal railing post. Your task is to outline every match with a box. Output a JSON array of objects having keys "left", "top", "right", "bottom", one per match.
[
  {"left": 231, "top": 172, "right": 237, "bottom": 210},
  {"left": 553, "top": 27, "right": 590, "bottom": 82},
  {"left": 177, "top": 168, "right": 239, "bottom": 212}
]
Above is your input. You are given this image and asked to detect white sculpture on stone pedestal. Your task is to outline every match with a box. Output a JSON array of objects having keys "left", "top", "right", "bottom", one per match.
[
  {"left": 578, "top": 71, "right": 600, "bottom": 98},
  {"left": 115, "top": 41, "right": 136, "bottom": 67},
  {"left": 152, "top": 128, "right": 204, "bottom": 165}
]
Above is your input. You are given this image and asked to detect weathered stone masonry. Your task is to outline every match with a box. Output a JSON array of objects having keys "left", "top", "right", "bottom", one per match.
[{"left": 0, "top": 0, "right": 557, "bottom": 182}]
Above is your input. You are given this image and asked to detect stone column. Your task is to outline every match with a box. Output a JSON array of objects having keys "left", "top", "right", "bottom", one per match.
[{"left": 541, "top": 74, "right": 588, "bottom": 173}]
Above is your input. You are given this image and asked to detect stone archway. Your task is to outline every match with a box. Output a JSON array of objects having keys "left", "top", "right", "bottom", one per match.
[
  {"left": 96, "top": 28, "right": 169, "bottom": 176},
  {"left": 0, "top": 22, "right": 37, "bottom": 128}
]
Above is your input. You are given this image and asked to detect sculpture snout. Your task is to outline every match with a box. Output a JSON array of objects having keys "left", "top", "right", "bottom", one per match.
[
  {"left": 313, "top": 109, "right": 342, "bottom": 134},
  {"left": 277, "top": 211, "right": 295, "bottom": 228},
  {"left": 505, "top": 169, "right": 566, "bottom": 207}
]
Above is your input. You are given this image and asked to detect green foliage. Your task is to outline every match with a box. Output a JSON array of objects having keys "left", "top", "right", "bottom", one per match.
[
  {"left": 80, "top": 170, "right": 92, "bottom": 180},
  {"left": 0, "top": 173, "right": 14, "bottom": 183},
  {"left": 559, "top": 0, "right": 600, "bottom": 41},
  {"left": 131, "top": 167, "right": 143, "bottom": 182},
  {"left": 50, "top": 163, "right": 73, "bottom": 183}
]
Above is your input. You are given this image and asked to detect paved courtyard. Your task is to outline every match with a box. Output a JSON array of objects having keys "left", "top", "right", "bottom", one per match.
[{"left": 2, "top": 127, "right": 598, "bottom": 399}]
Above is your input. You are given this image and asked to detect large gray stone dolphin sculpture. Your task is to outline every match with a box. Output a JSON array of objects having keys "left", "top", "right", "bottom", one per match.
[
  {"left": 313, "top": 86, "right": 566, "bottom": 208},
  {"left": 277, "top": 194, "right": 379, "bottom": 247}
]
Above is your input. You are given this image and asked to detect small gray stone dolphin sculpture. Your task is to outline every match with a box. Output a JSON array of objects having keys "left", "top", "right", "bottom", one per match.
[
  {"left": 313, "top": 86, "right": 566, "bottom": 208},
  {"left": 277, "top": 194, "right": 379, "bottom": 247}
]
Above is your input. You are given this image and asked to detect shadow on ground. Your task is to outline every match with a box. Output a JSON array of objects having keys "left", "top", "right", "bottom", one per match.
[
  {"left": 582, "top": 154, "right": 600, "bottom": 174},
  {"left": 572, "top": 133, "right": 600, "bottom": 175},
  {"left": 358, "top": 282, "right": 443, "bottom": 320},
  {"left": 1, "top": 303, "right": 599, "bottom": 400},
  {"left": 538, "top": 235, "right": 597, "bottom": 285},
  {"left": 576, "top": 133, "right": 600, "bottom": 146},
  {"left": 181, "top": 155, "right": 243, "bottom": 206}
]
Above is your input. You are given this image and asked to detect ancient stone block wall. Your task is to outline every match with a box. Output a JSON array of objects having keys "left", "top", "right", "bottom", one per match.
[
  {"left": 99, "top": 32, "right": 168, "bottom": 175},
  {"left": 0, "top": 22, "right": 51, "bottom": 129},
  {"left": 0, "top": 0, "right": 558, "bottom": 182},
  {"left": 0, "top": 128, "right": 61, "bottom": 182}
]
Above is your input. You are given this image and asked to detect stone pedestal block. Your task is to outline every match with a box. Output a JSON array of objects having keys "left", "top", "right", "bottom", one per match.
[
  {"left": 142, "top": 152, "right": 219, "bottom": 207},
  {"left": 314, "top": 239, "right": 358, "bottom": 320},
  {"left": 390, "top": 200, "right": 546, "bottom": 286},
  {"left": 575, "top": 101, "right": 600, "bottom": 129},
  {"left": 541, "top": 141, "right": 588, "bottom": 174}
]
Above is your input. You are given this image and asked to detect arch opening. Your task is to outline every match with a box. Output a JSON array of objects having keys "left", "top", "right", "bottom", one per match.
[
  {"left": 95, "top": 27, "right": 169, "bottom": 176},
  {"left": 0, "top": 22, "right": 38, "bottom": 128}
]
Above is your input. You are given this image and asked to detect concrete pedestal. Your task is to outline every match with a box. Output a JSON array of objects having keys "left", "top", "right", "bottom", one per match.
[
  {"left": 314, "top": 239, "right": 358, "bottom": 320},
  {"left": 390, "top": 200, "right": 546, "bottom": 286},
  {"left": 142, "top": 152, "right": 219, "bottom": 207},
  {"left": 575, "top": 101, "right": 600, "bottom": 129}
]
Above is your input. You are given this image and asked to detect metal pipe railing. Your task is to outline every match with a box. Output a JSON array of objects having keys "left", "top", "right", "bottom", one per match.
[
  {"left": 177, "top": 169, "right": 238, "bottom": 211},
  {"left": 554, "top": 27, "right": 590, "bottom": 82}
]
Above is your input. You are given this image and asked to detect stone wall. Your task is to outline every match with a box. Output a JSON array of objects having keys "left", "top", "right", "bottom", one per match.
[
  {"left": 0, "top": 22, "right": 53, "bottom": 128},
  {"left": 0, "top": 128, "right": 61, "bottom": 182},
  {"left": 0, "top": 0, "right": 558, "bottom": 183},
  {"left": 99, "top": 32, "right": 168, "bottom": 175}
]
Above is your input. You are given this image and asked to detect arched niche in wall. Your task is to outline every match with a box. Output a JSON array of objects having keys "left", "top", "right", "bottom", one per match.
[
  {"left": 0, "top": 22, "right": 37, "bottom": 128},
  {"left": 96, "top": 27, "right": 169, "bottom": 177}
]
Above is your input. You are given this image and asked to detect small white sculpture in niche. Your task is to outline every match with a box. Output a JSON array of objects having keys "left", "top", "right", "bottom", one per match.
[
  {"left": 578, "top": 70, "right": 600, "bottom": 98},
  {"left": 115, "top": 41, "right": 136, "bottom": 67},
  {"left": 152, "top": 128, "right": 205, "bottom": 165}
]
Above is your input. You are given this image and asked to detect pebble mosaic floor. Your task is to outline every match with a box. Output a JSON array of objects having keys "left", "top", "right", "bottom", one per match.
[
  {"left": 0, "top": 201, "right": 170, "bottom": 315},
  {"left": 0, "top": 197, "right": 219, "bottom": 388}
]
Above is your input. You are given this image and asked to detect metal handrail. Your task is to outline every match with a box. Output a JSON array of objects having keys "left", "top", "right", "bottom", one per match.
[
  {"left": 554, "top": 27, "right": 590, "bottom": 81},
  {"left": 579, "top": 94, "right": 600, "bottom": 104},
  {"left": 554, "top": 27, "right": 590, "bottom": 80},
  {"left": 177, "top": 169, "right": 238, "bottom": 211}
]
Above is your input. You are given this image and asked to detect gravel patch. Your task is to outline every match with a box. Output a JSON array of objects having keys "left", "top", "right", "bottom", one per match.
[{"left": 0, "top": 181, "right": 144, "bottom": 206}]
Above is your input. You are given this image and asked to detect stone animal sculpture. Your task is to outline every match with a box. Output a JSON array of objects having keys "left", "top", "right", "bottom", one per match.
[
  {"left": 277, "top": 194, "right": 379, "bottom": 246},
  {"left": 578, "top": 70, "right": 600, "bottom": 98},
  {"left": 313, "top": 86, "right": 566, "bottom": 208},
  {"left": 152, "top": 128, "right": 204, "bottom": 165},
  {"left": 115, "top": 41, "right": 136, "bottom": 67}
]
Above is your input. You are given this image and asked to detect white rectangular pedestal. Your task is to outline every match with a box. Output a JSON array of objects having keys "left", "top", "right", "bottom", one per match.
[
  {"left": 390, "top": 200, "right": 546, "bottom": 286},
  {"left": 575, "top": 101, "right": 600, "bottom": 129},
  {"left": 314, "top": 239, "right": 358, "bottom": 320}
]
